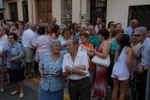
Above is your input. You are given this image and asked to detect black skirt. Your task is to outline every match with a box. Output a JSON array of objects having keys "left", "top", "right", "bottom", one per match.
[{"left": 10, "top": 67, "right": 25, "bottom": 82}]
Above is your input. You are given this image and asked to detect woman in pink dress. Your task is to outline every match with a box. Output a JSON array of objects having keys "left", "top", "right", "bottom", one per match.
[
  {"left": 92, "top": 29, "right": 110, "bottom": 100},
  {"left": 32, "top": 26, "right": 51, "bottom": 76}
]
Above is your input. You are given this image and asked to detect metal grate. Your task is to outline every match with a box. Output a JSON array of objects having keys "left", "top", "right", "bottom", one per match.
[
  {"left": 90, "top": 0, "right": 107, "bottom": 25},
  {"left": 61, "top": 0, "right": 72, "bottom": 26}
]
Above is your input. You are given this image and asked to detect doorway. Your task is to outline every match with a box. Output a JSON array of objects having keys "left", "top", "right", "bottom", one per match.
[{"left": 37, "top": 0, "right": 52, "bottom": 23}]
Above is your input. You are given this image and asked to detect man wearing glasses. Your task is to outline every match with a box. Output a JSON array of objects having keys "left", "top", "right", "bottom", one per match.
[{"left": 132, "top": 27, "right": 150, "bottom": 100}]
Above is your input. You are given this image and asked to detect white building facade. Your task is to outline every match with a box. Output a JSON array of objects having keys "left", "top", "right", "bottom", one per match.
[
  {"left": 3, "top": 0, "right": 150, "bottom": 29},
  {"left": 107, "top": 0, "right": 150, "bottom": 29}
]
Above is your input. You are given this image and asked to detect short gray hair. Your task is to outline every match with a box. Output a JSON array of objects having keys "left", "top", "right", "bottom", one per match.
[
  {"left": 50, "top": 39, "right": 61, "bottom": 49},
  {"left": 67, "top": 39, "right": 79, "bottom": 46},
  {"left": 134, "top": 27, "right": 147, "bottom": 36}
]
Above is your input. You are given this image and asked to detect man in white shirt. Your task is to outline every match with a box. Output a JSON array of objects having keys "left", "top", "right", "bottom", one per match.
[
  {"left": 62, "top": 39, "right": 91, "bottom": 100},
  {"left": 0, "top": 26, "right": 8, "bottom": 92},
  {"left": 22, "top": 23, "right": 36, "bottom": 78}
]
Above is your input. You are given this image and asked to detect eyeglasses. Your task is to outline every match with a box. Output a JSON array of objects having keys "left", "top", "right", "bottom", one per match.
[{"left": 131, "top": 34, "right": 142, "bottom": 37}]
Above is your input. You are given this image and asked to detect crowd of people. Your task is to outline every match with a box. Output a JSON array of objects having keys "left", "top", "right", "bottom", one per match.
[{"left": 0, "top": 17, "right": 150, "bottom": 100}]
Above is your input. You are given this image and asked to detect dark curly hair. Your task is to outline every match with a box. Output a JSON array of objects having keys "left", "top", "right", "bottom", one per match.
[
  {"left": 97, "top": 29, "right": 109, "bottom": 40},
  {"left": 117, "top": 34, "right": 131, "bottom": 59},
  {"left": 8, "top": 33, "right": 18, "bottom": 41}
]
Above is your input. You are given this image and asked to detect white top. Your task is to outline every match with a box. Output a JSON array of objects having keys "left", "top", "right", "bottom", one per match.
[
  {"left": 94, "top": 25, "right": 99, "bottom": 34},
  {"left": 62, "top": 51, "right": 90, "bottom": 80},
  {"left": 22, "top": 29, "right": 35, "bottom": 48},
  {"left": 0, "top": 34, "right": 8, "bottom": 65},
  {"left": 0, "top": 34, "right": 8, "bottom": 51},
  {"left": 112, "top": 47, "right": 129, "bottom": 78},
  {"left": 32, "top": 35, "right": 51, "bottom": 61}
]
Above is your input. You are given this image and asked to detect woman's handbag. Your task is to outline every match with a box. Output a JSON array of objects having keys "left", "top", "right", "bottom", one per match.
[{"left": 91, "top": 55, "right": 110, "bottom": 67}]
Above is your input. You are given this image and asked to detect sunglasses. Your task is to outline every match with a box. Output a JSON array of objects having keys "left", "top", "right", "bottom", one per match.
[{"left": 131, "top": 34, "right": 142, "bottom": 37}]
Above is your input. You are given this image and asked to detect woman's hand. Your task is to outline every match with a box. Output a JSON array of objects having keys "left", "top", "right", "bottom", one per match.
[
  {"left": 54, "top": 71, "right": 62, "bottom": 76},
  {"left": 92, "top": 49, "right": 96, "bottom": 54},
  {"left": 65, "top": 66, "right": 73, "bottom": 74},
  {"left": 8, "top": 58, "right": 15, "bottom": 62},
  {"left": 40, "top": 73, "right": 45, "bottom": 78},
  {"left": 38, "top": 67, "right": 45, "bottom": 78}
]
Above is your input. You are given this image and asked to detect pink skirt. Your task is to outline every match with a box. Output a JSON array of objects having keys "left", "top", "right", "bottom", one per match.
[{"left": 92, "top": 65, "right": 108, "bottom": 98}]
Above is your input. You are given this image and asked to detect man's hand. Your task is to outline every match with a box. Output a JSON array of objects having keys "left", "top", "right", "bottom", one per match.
[
  {"left": 137, "top": 64, "right": 144, "bottom": 74},
  {"left": 65, "top": 66, "right": 73, "bottom": 73}
]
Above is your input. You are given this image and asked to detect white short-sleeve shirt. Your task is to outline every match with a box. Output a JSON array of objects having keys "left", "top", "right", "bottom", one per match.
[{"left": 62, "top": 51, "right": 90, "bottom": 80}]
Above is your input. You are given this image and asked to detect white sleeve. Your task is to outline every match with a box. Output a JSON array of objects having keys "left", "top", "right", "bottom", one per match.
[
  {"left": 62, "top": 55, "right": 67, "bottom": 72},
  {"left": 81, "top": 52, "right": 89, "bottom": 70}
]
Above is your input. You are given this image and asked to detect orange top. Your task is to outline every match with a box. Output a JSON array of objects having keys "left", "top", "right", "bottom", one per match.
[{"left": 79, "top": 42, "right": 95, "bottom": 70}]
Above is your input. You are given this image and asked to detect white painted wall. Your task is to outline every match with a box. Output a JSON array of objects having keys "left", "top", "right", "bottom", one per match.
[
  {"left": 0, "top": 0, "right": 4, "bottom": 8},
  {"left": 86, "top": 0, "right": 90, "bottom": 20},
  {"left": 18, "top": 0, "right": 23, "bottom": 21},
  {"left": 72, "top": 0, "right": 80, "bottom": 23},
  {"left": 107, "top": 0, "right": 150, "bottom": 29},
  {"left": 72, "top": 0, "right": 89, "bottom": 24},
  {"left": 52, "top": 0, "right": 61, "bottom": 25}
]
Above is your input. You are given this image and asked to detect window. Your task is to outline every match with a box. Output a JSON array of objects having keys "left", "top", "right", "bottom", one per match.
[
  {"left": 128, "top": 5, "right": 150, "bottom": 30},
  {"left": 61, "top": 0, "right": 72, "bottom": 25},
  {"left": 9, "top": 2, "right": 18, "bottom": 22}
]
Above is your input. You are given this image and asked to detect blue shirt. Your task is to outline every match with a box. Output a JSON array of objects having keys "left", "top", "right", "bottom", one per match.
[
  {"left": 39, "top": 53, "right": 64, "bottom": 91},
  {"left": 141, "top": 37, "right": 150, "bottom": 68},
  {"left": 124, "top": 26, "right": 133, "bottom": 36},
  {"left": 4, "top": 42, "right": 24, "bottom": 68}
]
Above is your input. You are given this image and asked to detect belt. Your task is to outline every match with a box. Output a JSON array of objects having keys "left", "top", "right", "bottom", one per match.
[{"left": 69, "top": 77, "right": 89, "bottom": 82}]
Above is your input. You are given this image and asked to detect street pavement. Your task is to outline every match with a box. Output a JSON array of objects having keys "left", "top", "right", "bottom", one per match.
[
  {"left": 0, "top": 78, "right": 132, "bottom": 100},
  {"left": 0, "top": 79, "right": 38, "bottom": 100}
]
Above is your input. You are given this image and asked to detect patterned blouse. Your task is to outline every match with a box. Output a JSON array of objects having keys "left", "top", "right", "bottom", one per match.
[
  {"left": 39, "top": 53, "right": 64, "bottom": 92},
  {"left": 4, "top": 42, "right": 24, "bottom": 69}
]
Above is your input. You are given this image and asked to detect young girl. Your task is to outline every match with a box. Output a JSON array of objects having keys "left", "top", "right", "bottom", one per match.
[{"left": 111, "top": 34, "right": 134, "bottom": 100}]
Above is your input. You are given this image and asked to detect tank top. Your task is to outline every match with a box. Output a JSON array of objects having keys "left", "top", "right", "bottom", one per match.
[{"left": 112, "top": 47, "right": 129, "bottom": 77}]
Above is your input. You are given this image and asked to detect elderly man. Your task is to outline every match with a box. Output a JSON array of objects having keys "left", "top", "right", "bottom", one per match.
[
  {"left": 22, "top": 23, "right": 36, "bottom": 78},
  {"left": 0, "top": 26, "right": 8, "bottom": 92},
  {"left": 62, "top": 39, "right": 91, "bottom": 100},
  {"left": 88, "top": 25, "right": 100, "bottom": 48},
  {"left": 132, "top": 27, "right": 150, "bottom": 100},
  {"left": 124, "top": 19, "right": 139, "bottom": 36}
]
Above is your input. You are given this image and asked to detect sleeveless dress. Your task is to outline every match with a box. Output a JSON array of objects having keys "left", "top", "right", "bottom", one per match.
[
  {"left": 92, "top": 43, "right": 108, "bottom": 98},
  {"left": 111, "top": 47, "right": 130, "bottom": 81}
]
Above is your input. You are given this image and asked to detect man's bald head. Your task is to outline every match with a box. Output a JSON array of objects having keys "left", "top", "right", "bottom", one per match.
[
  {"left": 29, "top": 23, "right": 37, "bottom": 31},
  {"left": 130, "top": 19, "right": 139, "bottom": 29}
]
